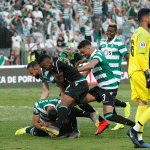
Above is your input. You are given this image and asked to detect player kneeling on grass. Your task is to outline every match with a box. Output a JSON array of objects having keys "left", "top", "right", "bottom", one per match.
[{"left": 15, "top": 98, "right": 95, "bottom": 138}]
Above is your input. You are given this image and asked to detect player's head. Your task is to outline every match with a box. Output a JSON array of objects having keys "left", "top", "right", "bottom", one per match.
[
  {"left": 138, "top": 8, "right": 150, "bottom": 28},
  {"left": 107, "top": 23, "right": 117, "bottom": 41},
  {"left": 78, "top": 40, "right": 93, "bottom": 59},
  {"left": 38, "top": 54, "right": 52, "bottom": 71},
  {"left": 47, "top": 108, "right": 57, "bottom": 122},
  {"left": 27, "top": 61, "right": 42, "bottom": 79}
]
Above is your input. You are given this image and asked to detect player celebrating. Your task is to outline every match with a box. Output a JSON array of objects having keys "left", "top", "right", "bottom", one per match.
[
  {"left": 126, "top": 8, "right": 150, "bottom": 148},
  {"left": 37, "top": 55, "right": 90, "bottom": 136},
  {"left": 99, "top": 23, "right": 130, "bottom": 130},
  {"left": 27, "top": 61, "right": 100, "bottom": 128},
  {"left": 77, "top": 40, "right": 135, "bottom": 136}
]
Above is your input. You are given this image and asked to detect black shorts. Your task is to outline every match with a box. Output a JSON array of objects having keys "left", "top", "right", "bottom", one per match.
[
  {"left": 89, "top": 86, "right": 118, "bottom": 107},
  {"left": 64, "top": 80, "right": 89, "bottom": 104}
]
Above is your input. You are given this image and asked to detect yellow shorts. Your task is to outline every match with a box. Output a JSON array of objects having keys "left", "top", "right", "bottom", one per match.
[{"left": 130, "top": 71, "right": 150, "bottom": 103}]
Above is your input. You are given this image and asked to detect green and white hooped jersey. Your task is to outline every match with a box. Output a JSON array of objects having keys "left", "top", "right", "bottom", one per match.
[
  {"left": 99, "top": 37, "right": 128, "bottom": 83},
  {"left": 88, "top": 49, "right": 118, "bottom": 90},
  {"left": 94, "top": 0, "right": 102, "bottom": 14},
  {"left": 40, "top": 68, "right": 55, "bottom": 83},
  {"left": 33, "top": 98, "right": 61, "bottom": 122}
]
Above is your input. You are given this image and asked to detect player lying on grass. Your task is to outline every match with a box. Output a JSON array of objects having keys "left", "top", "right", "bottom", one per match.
[
  {"left": 15, "top": 98, "right": 96, "bottom": 138},
  {"left": 27, "top": 61, "right": 100, "bottom": 129},
  {"left": 77, "top": 40, "right": 135, "bottom": 136}
]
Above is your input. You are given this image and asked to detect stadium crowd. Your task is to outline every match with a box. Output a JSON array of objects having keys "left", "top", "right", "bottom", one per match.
[{"left": 0, "top": 0, "right": 148, "bottom": 65}]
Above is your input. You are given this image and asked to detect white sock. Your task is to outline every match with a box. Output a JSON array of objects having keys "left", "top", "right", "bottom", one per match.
[
  {"left": 138, "top": 135, "right": 143, "bottom": 141},
  {"left": 133, "top": 124, "right": 141, "bottom": 132}
]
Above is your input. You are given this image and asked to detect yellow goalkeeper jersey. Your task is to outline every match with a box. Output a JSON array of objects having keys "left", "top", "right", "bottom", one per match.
[{"left": 128, "top": 27, "right": 150, "bottom": 77}]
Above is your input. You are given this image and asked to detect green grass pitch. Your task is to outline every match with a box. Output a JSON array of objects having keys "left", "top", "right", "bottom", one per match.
[{"left": 0, "top": 84, "right": 150, "bottom": 150}]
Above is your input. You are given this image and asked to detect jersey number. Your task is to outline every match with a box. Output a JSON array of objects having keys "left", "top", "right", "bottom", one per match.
[{"left": 130, "top": 40, "right": 134, "bottom": 57}]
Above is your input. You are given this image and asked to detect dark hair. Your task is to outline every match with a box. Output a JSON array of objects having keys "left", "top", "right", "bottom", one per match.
[
  {"left": 46, "top": 34, "right": 50, "bottom": 39},
  {"left": 77, "top": 40, "right": 91, "bottom": 49},
  {"left": 108, "top": 23, "right": 117, "bottom": 32},
  {"left": 27, "top": 61, "right": 39, "bottom": 69},
  {"left": 37, "top": 54, "right": 51, "bottom": 64},
  {"left": 48, "top": 108, "right": 57, "bottom": 122},
  {"left": 138, "top": 8, "right": 150, "bottom": 22}
]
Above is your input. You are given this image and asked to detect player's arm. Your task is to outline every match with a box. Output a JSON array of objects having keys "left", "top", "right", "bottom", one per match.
[
  {"left": 78, "top": 59, "right": 99, "bottom": 72},
  {"left": 40, "top": 82, "right": 50, "bottom": 99},
  {"left": 32, "top": 114, "right": 42, "bottom": 129},
  {"left": 124, "top": 53, "right": 129, "bottom": 64}
]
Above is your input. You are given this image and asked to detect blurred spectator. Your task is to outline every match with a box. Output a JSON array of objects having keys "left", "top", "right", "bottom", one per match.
[
  {"left": 0, "top": 51, "right": 8, "bottom": 66},
  {"left": 102, "top": 0, "right": 108, "bottom": 18},
  {"left": 96, "top": 26, "right": 105, "bottom": 44},
  {"left": 27, "top": 51, "right": 36, "bottom": 64},
  {"left": 10, "top": 14, "right": 23, "bottom": 34},
  {"left": 28, "top": 44, "right": 48, "bottom": 61},
  {"left": 93, "top": 0, "right": 103, "bottom": 20},
  {"left": 61, "top": 47, "right": 83, "bottom": 67},
  {"left": 51, "top": 13, "right": 57, "bottom": 35},
  {"left": 11, "top": 31, "right": 22, "bottom": 65},
  {"left": 32, "top": 6, "right": 43, "bottom": 19},
  {"left": 82, "top": 21, "right": 94, "bottom": 42},
  {"left": 43, "top": 17, "right": 52, "bottom": 35},
  {"left": 62, "top": 3, "right": 71, "bottom": 30},
  {"left": 93, "top": 17, "right": 102, "bottom": 42},
  {"left": 7, "top": 50, "right": 16, "bottom": 65},
  {"left": 57, "top": 32, "right": 65, "bottom": 47},
  {"left": 74, "top": 0, "right": 84, "bottom": 17},
  {"left": 45, "top": 35, "right": 55, "bottom": 55},
  {"left": 65, "top": 30, "right": 73, "bottom": 47},
  {"left": 107, "top": 0, "right": 114, "bottom": 13},
  {"left": 24, "top": 13, "right": 33, "bottom": 28},
  {"left": 3, "top": 14, "right": 13, "bottom": 29},
  {"left": 22, "top": 20, "right": 31, "bottom": 43},
  {"left": 25, "top": 0, "right": 33, "bottom": 12},
  {"left": 73, "top": 30, "right": 84, "bottom": 45}
]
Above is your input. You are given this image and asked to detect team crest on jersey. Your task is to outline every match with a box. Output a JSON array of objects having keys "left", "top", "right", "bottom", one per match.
[
  {"left": 140, "top": 41, "right": 146, "bottom": 48},
  {"left": 103, "top": 49, "right": 108, "bottom": 56}
]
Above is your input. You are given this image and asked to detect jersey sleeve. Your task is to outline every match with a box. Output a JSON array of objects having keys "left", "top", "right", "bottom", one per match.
[
  {"left": 93, "top": 53, "right": 103, "bottom": 63},
  {"left": 137, "top": 32, "right": 148, "bottom": 54},
  {"left": 118, "top": 41, "right": 129, "bottom": 56},
  {"left": 33, "top": 102, "right": 40, "bottom": 115}
]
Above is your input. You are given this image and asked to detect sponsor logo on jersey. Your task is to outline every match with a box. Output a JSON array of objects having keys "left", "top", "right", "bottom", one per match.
[{"left": 140, "top": 41, "right": 146, "bottom": 48}]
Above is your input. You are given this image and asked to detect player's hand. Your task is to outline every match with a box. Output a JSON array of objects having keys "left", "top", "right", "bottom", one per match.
[
  {"left": 144, "top": 70, "right": 150, "bottom": 88},
  {"left": 76, "top": 59, "right": 88, "bottom": 67}
]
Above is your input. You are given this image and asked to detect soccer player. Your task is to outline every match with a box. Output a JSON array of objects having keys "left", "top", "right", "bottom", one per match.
[
  {"left": 27, "top": 61, "right": 100, "bottom": 128},
  {"left": 15, "top": 98, "right": 94, "bottom": 138},
  {"left": 126, "top": 8, "right": 150, "bottom": 148},
  {"left": 31, "top": 57, "right": 97, "bottom": 136},
  {"left": 77, "top": 40, "right": 135, "bottom": 135},
  {"left": 99, "top": 23, "right": 130, "bottom": 130}
]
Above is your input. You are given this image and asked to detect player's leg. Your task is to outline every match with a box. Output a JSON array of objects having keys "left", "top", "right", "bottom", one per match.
[
  {"left": 45, "top": 80, "right": 89, "bottom": 136},
  {"left": 111, "top": 107, "right": 124, "bottom": 131},
  {"left": 15, "top": 126, "right": 49, "bottom": 136},
  {"left": 69, "top": 107, "right": 100, "bottom": 128},
  {"left": 82, "top": 87, "right": 110, "bottom": 135},
  {"left": 127, "top": 72, "right": 150, "bottom": 148}
]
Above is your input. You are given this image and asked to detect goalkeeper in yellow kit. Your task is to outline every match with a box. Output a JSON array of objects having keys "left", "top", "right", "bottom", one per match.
[{"left": 127, "top": 8, "right": 150, "bottom": 148}]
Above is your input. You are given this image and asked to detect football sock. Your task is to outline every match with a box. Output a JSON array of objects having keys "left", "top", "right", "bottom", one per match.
[
  {"left": 104, "top": 113, "right": 135, "bottom": 127},
  {"left": 26, "top": 126, "right": 33, "bottom": 134},
  {"left": 137, "top": 107, "right": 150, "bottom": 128},
  {"left": 69, "top": 116, "right": 78, "bottom": 132},
  {"left": 135, "top": 105, "right": 147, "bottom": 139},
  {"left": 78, "top": 103, "right": 95, "bottom": 112},
  {"left": 56, "top": 106, "right": 68, "bottom": 129},
  {"left": 113, "top": 107, "right": 117, "bottom": 115},
  {"left": 115, "top": 99, "right": 126, "bottom": 107},
  {"left": 70, "top": 107, "right": 91, "bottom": 118},
  {"left": 99, "top": 116, "right": 104, "bottom": 122}
]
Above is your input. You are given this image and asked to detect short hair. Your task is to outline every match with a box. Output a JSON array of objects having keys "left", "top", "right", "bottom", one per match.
[
  {"left": 108, "top": 23, "right": 117, "bottom": 32},
  {"left": 77, "top": 40, "right": 91, "bottom": 49},
  {"left": 48, "top": 108, "right": 57, "bottom": 122},
  {"left": 27, "top": 61, "right": 39, "bottom": 69},
  {"left": 37, "top": 54, "right": 51, "bottom": 64},
  {"left": 138, "top": 8, "right": 150, "bottom": 22}
]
